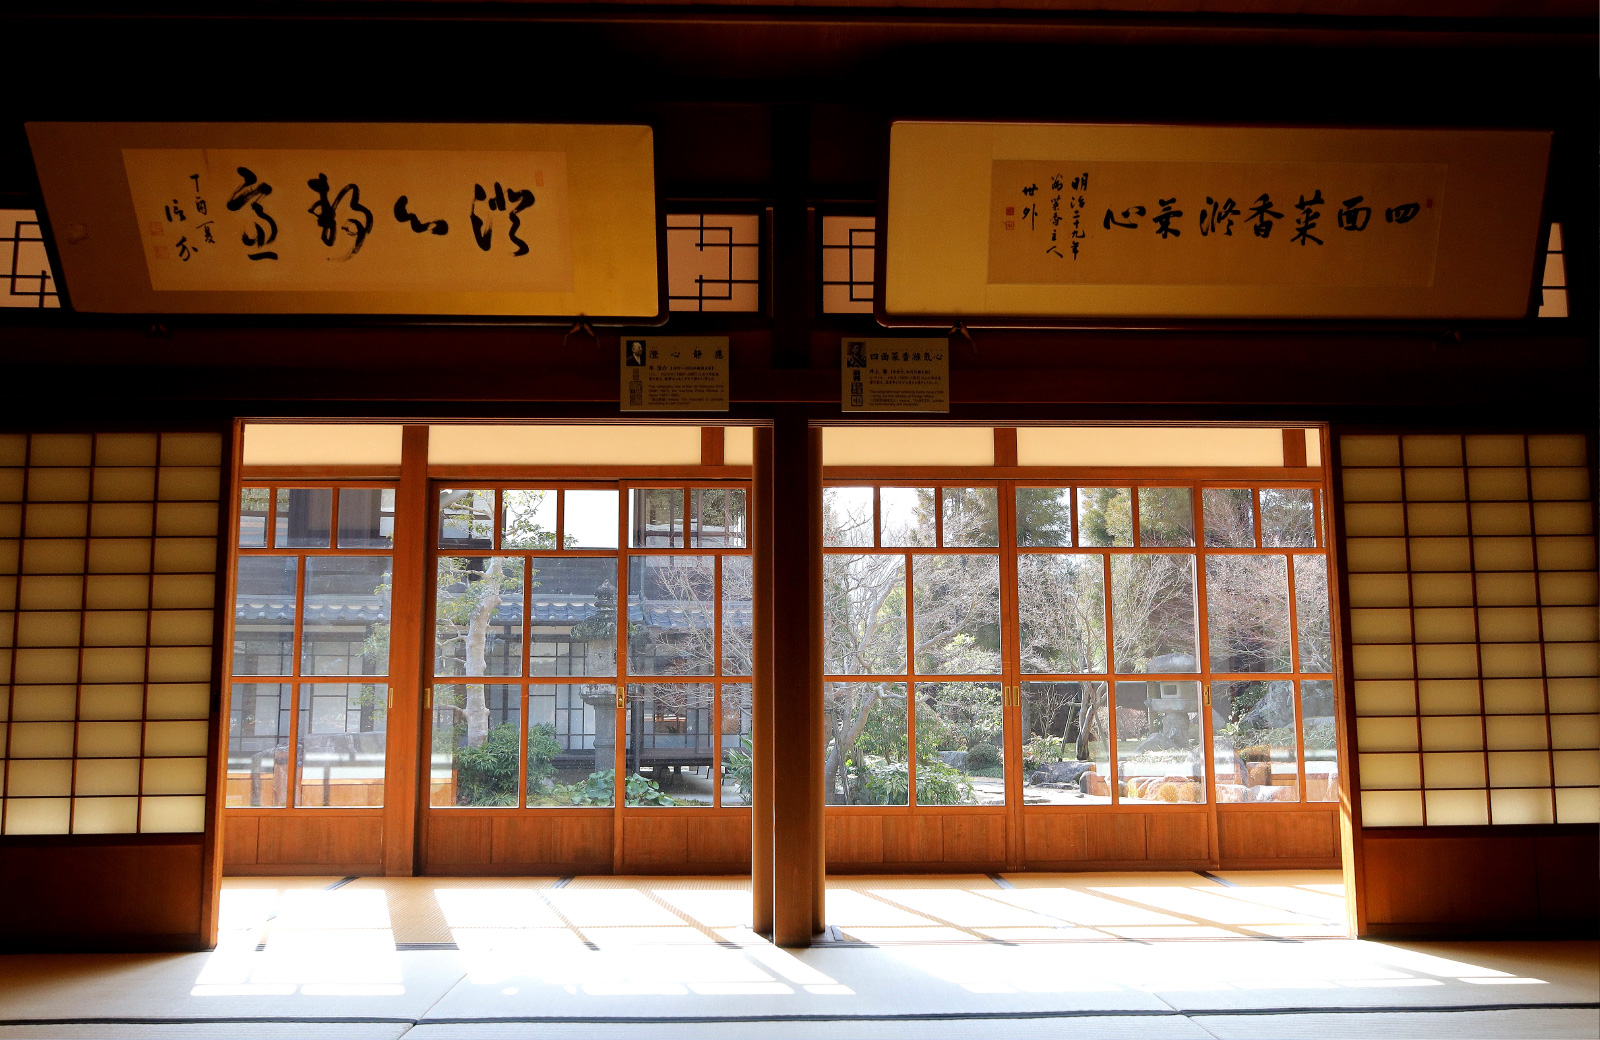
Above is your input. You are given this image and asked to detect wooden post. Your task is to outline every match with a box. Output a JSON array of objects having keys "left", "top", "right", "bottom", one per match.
[
  {"left": 772, "top": 408, "right": 821, "bottom": 945},
  {"left": 383, "top": 424, "right": 429, "bottom": 876},
  {"left": 751, "top": 426, "right": 775, "bottom": 937},
  {"left": 807, "top": 423, "right": 826, "bottom": 935}
]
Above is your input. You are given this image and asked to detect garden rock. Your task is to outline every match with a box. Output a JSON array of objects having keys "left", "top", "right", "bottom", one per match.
[{"left": 937, "top": 750, "right": 968, "bottom": 769}]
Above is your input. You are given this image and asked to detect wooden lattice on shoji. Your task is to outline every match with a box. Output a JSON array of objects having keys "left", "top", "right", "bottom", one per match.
[
  {"left": 1341, "top": 433, "right": 1600, "bottom": 828},
  {"left": 0, "top": 432, "right": 222, "bottom": 835}
]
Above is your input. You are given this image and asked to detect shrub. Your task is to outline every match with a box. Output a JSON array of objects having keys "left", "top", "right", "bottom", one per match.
[
  {"left": 966, "top": 741, "right": 1001, "bottom": 770},
  {"left": 454, "top": 722, "right": 521, "bottom": 806}
]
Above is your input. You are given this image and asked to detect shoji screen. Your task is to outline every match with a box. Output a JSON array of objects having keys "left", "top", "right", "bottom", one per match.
[
  {"left": 1, "top": 432, "right": 222, "bottom": 835},
  {"left": 1341, "top": 433, "right": 1600, "bottom": 827}
]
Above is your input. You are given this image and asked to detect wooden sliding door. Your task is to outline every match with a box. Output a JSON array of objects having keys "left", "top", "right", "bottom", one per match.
[
  {"left": 420, "top": 480, "right": 753, "bottom": 875},
  {"left": 822, "top": 477, "right": 1343, "bottom": 872}
]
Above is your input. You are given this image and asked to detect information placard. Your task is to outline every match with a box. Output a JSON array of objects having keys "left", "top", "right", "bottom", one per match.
[
  {"left": 621, "top": 336, "right": 729, "bottom": 412},
  {"left": 841, "top": 337, "right": 949, "bottom": 413}
]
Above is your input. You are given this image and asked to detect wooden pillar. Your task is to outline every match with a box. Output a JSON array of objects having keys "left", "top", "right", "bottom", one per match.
[
  {"left": 807, "top": 423, "right": 826, "bottom": 935},
  {"left": 383, "top": 424, "right": 429, "bottom": 876},
  {"left": 772, "top": 408, "right": 822, "bottom": 945},
  {"left": 751, "top": 426, "right": 775, "bottom": 937}
]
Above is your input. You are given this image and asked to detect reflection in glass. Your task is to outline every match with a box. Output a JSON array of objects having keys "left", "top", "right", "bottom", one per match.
[
  {"left": 302, "top": 556, "right": 392, "bottom": 675},
  {"left": 1203, "top": 488, "right": 1255, "bottom": 548},
  {"left": 276, "top": 488, "right": 332, "bottom": 548},
  {"left": 297, "top": 683, "right": 388, "bottom": 807},
  {"left": 1206, "top": 555, "right": 1291, "bottom": 673},
  {"left": 438, "top": 489, "right": 494, "bottom": 550},
  {"left": 823, "top": 554, "right": 906, "bottom": 675},
  {"left": 627, "top": 556, "right": 715, "bottom": 675},
  {"left": 915, "top": 682, "right": 1004, "bottom": 805},
  {"left": 1301, "top": 680, "right": 1339, "bottom": 801},
  {"left": 691, "top": 488, "right": 747, "bottom": 547},
  {"left": 1017, "top": 554, "right": 1106, "bottom": 674},
  {"left": 1016, "top": 487, "right": 1073, "bottom": 547},
  {"left": 630, "top": 488, "right": 684, "bottom": 547},
  {"left": 526, "top": 556, "right": 618, "bottom": 677},
  {"left": 1262, "top": 488, "right": 1317, "bottom": 547},
  {"left": 565, "top": 490, "right": 619, "bottom": 549},
  {"left": 434, "top": 557, "right": 523, "bottom": 677},
  {"left": 722, "top": 556, "right": 754, "bottom": 675},
  {"left": 721, "top": 683, "right": 754, "bottom": 806},
  {"left": 239, "top": 488, "right": 270, "bottom": 548},
  {"left": 1078, "top": 488, "right": 1132, "bottom": 546},
  {"left": 880, "top": 486, "right": 934, "bottom": 547},
  {"left": 624, "top": 682, "right": 714, "bottom": 806},
  {"left": 823, "top": 681, "right": 908, "bottom": 805},
  {"left": 227, "top": 682, "right": 289, "bottom": 806},
  {"left": 1021, "top": 681, "right": 1111, "bottom": 805},
  {"left": 502, "top": 489, "right": 558, "bottom": 549},
  {"left": 337, "top": 488, "right": 395, "bottom": 548},
  {"left": 431, "top": 683, "right": 520, "bottom": 806},
  {"left": 913, "top": 555, "right": 1001, "bottom": 675},
  {"left": 1111, "top": 555, "right": 1198, "bottom": 673},
  {"left": 1295, "top": 555, "right": 1333, "bottom": 671},
  {"left": 233, "top": 556, "right": 297, "bottom": 676},
  {"left": 822, "top": 486, "right": 874, "bottom": 547},
  {"left": 1138, "top": 487, "right": 1195, "bottom": 547},
  {"left": 1212, "top": 680, "right": 1298, "bottom": 802},
  {"left": 941, "top": 487, "right": 998, "bottom": 547},
  {"left": 527, "top": 683, "right": 615, "bottom": 806},
  {"left": 1116, "top": 680, "right": 1205, "bottom": 803}
]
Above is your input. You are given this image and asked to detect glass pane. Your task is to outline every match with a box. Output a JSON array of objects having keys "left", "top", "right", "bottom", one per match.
[
  {"left": 1111, "top": 554, "right": 1198, "bottom": 674},
  {"left": 434, "top": 557, "right": 523, "bottom": 678},
  {"left": 239, "top": 488, "right": 270, "bottom": 548},
  {"left": 1203, "top": 488, "right": 1255, "bottom": 547},
  {"left": 296, "top": 682, "right": 387, "bottom": 807},
  {"left": 941, "top": 487, "right": 999, "bottom": 547},
  {"left": 914, "top": 681, "right": 1004, "bottom": 806},
  {"left": 565, "top": 490, "right": 620, "bottom": 550},
  {"left": 1017, "top": 554, "right": 1107, "bottom": 674},
  {"left": 823, "top": 681, "right": 908, "bottom": 805},
  {"left": 1078, "top": 488, "right": 1132, "bottom": 546},
  {"left": 527, "top": 683, "right": 615, "bottom": 807},
  {"left": 628, "top": 556, "right": 715, "bottom": 675},
  {"left": 1301, "top": 679, "right": 1339, "bottom": 801},
  {"left": 302, "top": 556, "right": 392, "bottom": 676},
  {"left": 1206, "top": 555, "right": 1292, "bottom": 673},
  {"left": 337, "top": 488, "right": 395, "bottom": 549},
  {"left": 1021, "top": 681, "right": 1111, "bottom": 805},
  {"left": 822, "top": 486, "right": 874, "bottom": 547},
  {"left": 527, "top": 556, "right": 618, "bottom": 677},
  {"left": 880, "top": 487, "right": 934, "bottom": 547},
  {"left": 438, "top": 489, "right": 494, "bottom": 551},
  {"left": 1213, "top": 680, "right": 1298, "bottom": 802},
  {"left": 720, "top": 682, "right": 754, "bottom": 807},
  {"left": 624, "top": 682, "right": 714, "bottom": 805},
  {"left": 912, "top": 554, "right": 1001, "bottom": 674},
  {"left": 431, "top": 683, "right": 520, "bottom": 807},
  {"left": 1016, "top": 487, "right": 1072, "bottom": 547},
  {"left": 691, "top": 488, "right": 747, "bottom": 547},
  {"left": 1116, "top": 680, "right": 1205, "bottom": 803},
  {"left": 502, "top": 490, "right": 557, "bottom": 549},
  {"left": 1139, "top": 487, "right": 1195, "bottom": 547},
  {"left": 275, "top": 488, "right": 331, "bottom": 548},
  {"left": 823, "top": 554, "right": 907, "bottom": 675},
  {"left": 227, "top": 682, "right": 289, "bottom": 806},
  {"left": 1262, "top": 488, "right": 1317, "bottom": 547},
  {"left": 630, "top": 488, "right": 684, "bottom": 548},
  {"left": 1295, "top": 555, "right": 1333, "bottom": 672},
  {"left": 721, "top": 555, "right": 754, "bottom": 675},
  {"left": 233, "top": 556, "right": 296, "bottom": 676}
]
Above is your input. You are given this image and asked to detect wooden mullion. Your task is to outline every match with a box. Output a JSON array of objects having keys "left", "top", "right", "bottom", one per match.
[
  {"left": 286, "top": 554, "right": 307, "bottom": 808},
  {"left": 614, "top": 481, "right": 629, "bottom": 865},
  {"left": 1102, "top": 553, "right": 1119, "bottom": 806},
  {"left": 1189, "top": 486, "right": 1219, "bottom": 864}
]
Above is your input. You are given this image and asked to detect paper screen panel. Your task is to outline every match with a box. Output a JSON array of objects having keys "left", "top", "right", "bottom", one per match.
[
  {"left": 1341, "top": 431, "right": 1599, "bottom": 826},
  {"left": 1, "top": 432, "right": 221, "bottom": 835}
]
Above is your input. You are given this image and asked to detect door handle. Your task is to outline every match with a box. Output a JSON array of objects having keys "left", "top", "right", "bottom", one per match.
[{"left": 616, "top": 689, "right": 625, "bottom": 709}]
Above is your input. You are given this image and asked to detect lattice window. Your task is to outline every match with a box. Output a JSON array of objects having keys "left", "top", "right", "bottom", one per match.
[
  {"left": 820, "top": 215, "right": 875, "bottom": 314},
  {"left": 0, "top": 210, "right": 60, "bottom": 309},
  {"left": 666, "top": 213, "right": 761, "bottom": 312},
  {"left": 1538, "top": 223, "right": 1567, "bottom": 318}
]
